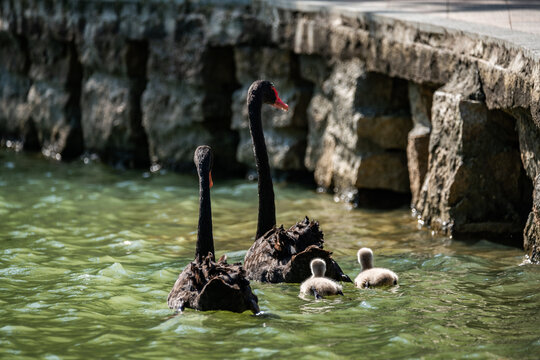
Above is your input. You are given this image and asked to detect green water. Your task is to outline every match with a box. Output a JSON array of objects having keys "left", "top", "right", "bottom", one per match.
[{"left": 1, "top": 150, "right": 539, "bottom": 359}]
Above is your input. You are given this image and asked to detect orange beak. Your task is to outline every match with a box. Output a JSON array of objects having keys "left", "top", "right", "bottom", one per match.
[{"left": 209, "top": 171, "right": 213, "bottom": 188}]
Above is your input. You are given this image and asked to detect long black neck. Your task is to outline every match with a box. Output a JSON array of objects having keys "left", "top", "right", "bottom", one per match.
[
  {"left": 248, "top": 91, "right": 276, "bottom": 240},
  {"left": 195, "top": 170, "right": 214, "bottom": 261}
]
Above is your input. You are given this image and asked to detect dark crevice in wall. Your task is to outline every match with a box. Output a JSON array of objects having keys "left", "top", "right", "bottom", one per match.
[
  {"left": 14, "top": 34, "right": 31, "bottom": 75},
  {"left": 98, "top": 39, "right": 150, "bottom": 169},
  {"left": 358, "top": 75, "right": 412, "bottom": 209},
  {"left": 451, "top": 108, "right": 532, "bottom": 247},
  {"left": 126, "top": 39, "right": 150, "bottom": 169},
  {"left": 201, "top": 45, "right": 244, "bottom": 179},
  {"left": 354, "top": 189, "right": 412, "bottom": 210},
  {"left": 62, "top": 40, "right": 84, "bottom": 160},
  {"left": 518, "top": 165, "right": 534, "bottom": 227},
  {"left": 21, "top": 116, "right": 40, "bottom": 152},
  {"left": 286, "top": 51, "right": 314, "bottom": 184},
  {"left": 509, "top": 107, "right": 535, "bottom": 244}
]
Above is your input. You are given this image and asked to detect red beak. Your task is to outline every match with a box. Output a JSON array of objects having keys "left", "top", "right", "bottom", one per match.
[
  {"left": 271, "top": 86, "right": 289, "bottom": 111},
  {"left": 209, "top": 171, "right": 213, "bottom": 188},
  {"left": 272, "top": 97, "right": 289, "bottom": 111}
]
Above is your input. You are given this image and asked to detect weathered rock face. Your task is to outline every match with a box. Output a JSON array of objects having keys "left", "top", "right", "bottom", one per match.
[
  {"left": 0, "top": 16, "right": 83, "bottom": 158},
  {"left": 1, "top": 0, "right": 540, "bottom": 253},
  {"left": 0, "top": 31, "right": 33, "bottom": 148},
  {"left": 80, "top": 6, "right": 149, "bottom": 167},
  {"left": 415, "top": 69, "right": 531, "bottom": 240},
  {"left": 22, "top": 8, "right": 84, "bottom": 160},
  {"left": 303, "top": 57, "right": 412, "bottom": 200},
  {"left": 141, "top": 8, "right": 245, "bottom": 176},
  {"left": 514, "top": 108, "right": 540, "bottom": 262},
  {"left": 81, "top": 72, "right": 149, "bottom": 167},
  {"left": 524, "top": 175, "right": 540, "bottom": 263},
  {"left": 515, "top": 109, "right": 540, "bottom": 182},
  {"left": 253, "top": 1, "right": 540, "bottom": 243},
  {"left": 406, "top": 83, "right": 434, "bottom": 207}
]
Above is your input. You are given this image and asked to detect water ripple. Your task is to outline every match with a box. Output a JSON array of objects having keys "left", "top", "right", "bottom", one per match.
[{"left": 0, "top": 150, "right": 539, "bottom": 359}]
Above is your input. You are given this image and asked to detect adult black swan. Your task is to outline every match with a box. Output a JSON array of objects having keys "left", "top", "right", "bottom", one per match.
[
  {"left": 167, "top": 145, "right": 260, "bottom": 314},
  {"left": 242, "top": 80, "right": 351, "bottom": 284}
]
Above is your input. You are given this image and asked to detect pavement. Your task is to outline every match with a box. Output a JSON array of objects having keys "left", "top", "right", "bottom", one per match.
[{"left": 287, "top": 1, "right": 540, "bottom": 35}]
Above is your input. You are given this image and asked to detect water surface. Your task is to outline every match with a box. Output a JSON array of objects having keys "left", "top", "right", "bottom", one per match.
[{"left": 1, "top": 150, "right": 539, "bottom": 359}]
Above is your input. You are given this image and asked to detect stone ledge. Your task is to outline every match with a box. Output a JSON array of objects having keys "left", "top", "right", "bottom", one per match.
[{"left": 0, "top": 0, "right": 539, "bottom": 260}]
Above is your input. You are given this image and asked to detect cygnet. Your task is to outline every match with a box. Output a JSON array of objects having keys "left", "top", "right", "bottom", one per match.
[
  {"left": 300, "top": 258, "right": 344, "bottom": 299},
  {"left": 354, "top": 248, "right": 398, "bottom": 289}
]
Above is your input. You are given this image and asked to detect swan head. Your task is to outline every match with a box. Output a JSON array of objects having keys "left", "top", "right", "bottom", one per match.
[
  {"left": 194, "top": 145, "right": 213, "bottom": 187},
  {"left": 310, "top": 258, "right": 326, "bottom": 277},
  {"left": 357, "top": 248, "right": 374, "bottom": 270},
  {"left": 248, "top": 80, "right": 289, "bottom": 111}
]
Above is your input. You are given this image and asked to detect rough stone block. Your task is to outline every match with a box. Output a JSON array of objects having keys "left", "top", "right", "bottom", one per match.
[
  {"left": 206, "top": 8, "right": 251, "bottom": 46},
  {"left": 28, "top": 81, "right": 82, "bottom": 158},
  {"left": 407, "top": 127, "right": 430, "bottom": 208},
  {"left": 0, "top": 72, "right": 31, "bottom": 137},
  {"left": 146, "top": 14, "right": 207, "bottom": 82},
  {"left": 80, "top": 10, "right": 126, "bottom": 76},
  {"left": 118, "top": 2, "right": 175, "bottom": 40},
  {"left": 234, "top": 47, "right": 291, "bottom": 84},
  {"left": 28, "top": 37, "right": 72, "bottom": 84},
  {"left": 356, "top": 114, "right": 411, "bottom": 150},
  {"left": 142, "top": 79, "right": 205, "bottom": 162},
  {"left": 416, "top": 90, "right": 529, "bottom": 240},
  {"left": 312, "top": 132, "right": 335, "bottom": 189},
  {"left": 524, "top": 175, "right": 540, "bottom": 263},
  {"left": 408, "top": 82, "right": 433, "bottom": 129},
  {"left": 0, "top": 27, "right": 83, "bottom": 157},
  {"left": 0, "top": 31, "right": 28, "bottom": 74},
  {"left": 330, "top": 145, "right": 408, "bottom": 193},
  {"left": 304, "top": 91, "right": 332, "bottom": 172},
  {"left": 515, "top": 108, "right": 540, "bottom": 181},
  {"left": 142, "top": 74, "right": 240, "bottom": 175},
  {"left": 304, "top": 58, "right": 411, "bottom": 195},
  {"left": 81, "top": 72, "right": 148, "bottom": 166},
  {"left": 407, "top": 82, "right": 434, "bottom": 207},
  {"left": 299, "top": 55, "right": 330, "bottom": 86}
]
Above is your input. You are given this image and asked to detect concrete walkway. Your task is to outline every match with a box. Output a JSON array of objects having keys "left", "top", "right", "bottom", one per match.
[{"left": 292, "top": 1, "right": 540, "bottom": 35}]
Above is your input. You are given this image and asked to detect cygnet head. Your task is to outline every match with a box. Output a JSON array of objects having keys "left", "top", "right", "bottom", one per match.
[
  {"left": 357, "top": 248, "right": 374, "bottom": 270},
  {"left": 310, "top": 258, "right": 327, "bottom": 278}
]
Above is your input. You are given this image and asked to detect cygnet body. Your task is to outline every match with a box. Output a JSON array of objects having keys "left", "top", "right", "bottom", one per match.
[
  {"left": 354, "top": 248, "right": 398, "bottom": 289},
  {"left": 300, "top": 258, "right": 343, "bottom": 299}
]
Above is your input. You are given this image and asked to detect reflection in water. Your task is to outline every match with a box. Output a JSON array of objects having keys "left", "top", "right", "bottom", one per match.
[{"left": 0, "top": 150, "right": 539, "bottom": 359}]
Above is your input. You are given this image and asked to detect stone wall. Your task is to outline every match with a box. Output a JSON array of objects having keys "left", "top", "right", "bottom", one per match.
[{"left": 0, "top": 0, "right": 539, "bottom": 261}]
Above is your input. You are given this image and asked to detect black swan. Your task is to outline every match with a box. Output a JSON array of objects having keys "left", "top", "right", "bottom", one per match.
[
  {"left": 354, "top": 248, "right": 398, "bottom": 288},
  {"left": 167, "top": 145, "right": 260, "bottom": 314},
  {"left": 300, "top": 258, "right": 344, "bottom": 299},
  {"left": 242, "top": 80, "right": 351, "bottom": 283}
]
